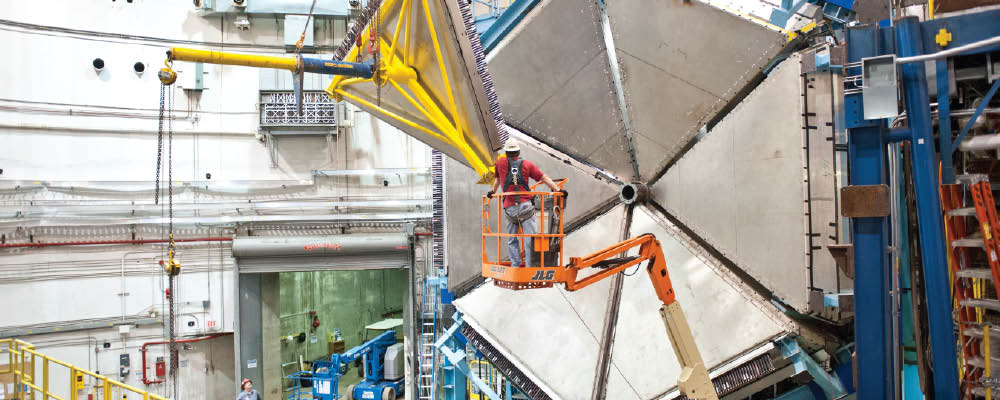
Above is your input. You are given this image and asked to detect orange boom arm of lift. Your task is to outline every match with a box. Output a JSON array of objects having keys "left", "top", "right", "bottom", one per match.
[
  {"left": 481, "top": 184, "right": 719, "bottom": 399},
  {"left": 562, "top": 233, "right": 675, "bottom": 304}
]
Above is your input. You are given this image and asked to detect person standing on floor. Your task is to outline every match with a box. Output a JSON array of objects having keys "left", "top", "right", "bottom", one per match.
[{"left": 237, "top": 378, "right": 262, "bottom": 400}]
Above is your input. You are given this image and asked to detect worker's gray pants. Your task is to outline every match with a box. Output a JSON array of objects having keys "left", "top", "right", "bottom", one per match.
[{"left": 505, "top": 201, "right": 536, "bottom": 268}]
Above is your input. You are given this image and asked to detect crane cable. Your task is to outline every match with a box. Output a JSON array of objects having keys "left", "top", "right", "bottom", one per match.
[{"left": 295, "top": 0, "right": 319, "bottom": 53}]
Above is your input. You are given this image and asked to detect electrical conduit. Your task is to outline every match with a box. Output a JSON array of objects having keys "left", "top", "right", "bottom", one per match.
[
  {"left": 0, "top": 237, "right": 232, "bottom": 249},
  {"left": 140, "top": 333, "right": 232, "bottom": 385}
]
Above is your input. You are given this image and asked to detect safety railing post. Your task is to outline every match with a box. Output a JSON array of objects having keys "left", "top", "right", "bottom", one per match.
[
  {"left": 43, "top": 356, "right": 49, "bottom": 400},
  {"left": 496, "top": 195, "right": 501, "bottom": 264},
  {"left": 539, "top": 193, "right": 546, "bottom": 268},
  {"left": 31, "top": 352, "right": 37, "bottom": 400},
  {"left": 104, "top": 378, "right": 112, "bottom": 400},
  {"left": 13, "top": 348, "right": 20, "bottom": 398},
  {"left": 69, "top": 367, "right": 77, "bottom": 400},
  {"left": 986, "top": 324, "right": 993, "bottom": 400}
]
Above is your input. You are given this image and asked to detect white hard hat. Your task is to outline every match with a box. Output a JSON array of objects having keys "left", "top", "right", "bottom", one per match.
[{"left": 503, "top": 140, "right": 520, "bottom": 152}]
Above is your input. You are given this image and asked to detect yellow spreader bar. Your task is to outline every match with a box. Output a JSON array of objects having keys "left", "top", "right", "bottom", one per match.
[
  {"left": 161, "top": 0, "right": 499, "bottom": 185},
  {"left": 168, "top": 47, "right": 298, "bottom": 72}
]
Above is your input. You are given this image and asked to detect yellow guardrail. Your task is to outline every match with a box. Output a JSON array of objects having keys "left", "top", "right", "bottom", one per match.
[{"left": 1, "top": 339, "right": 168, "bottom": 400}]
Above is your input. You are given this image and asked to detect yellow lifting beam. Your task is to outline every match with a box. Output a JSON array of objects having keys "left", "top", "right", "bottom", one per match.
[
  {"left": 168, "top": 47, "right": 297, "bottom": 72},
  {"left": 158, "top": 1, "right": 503, "bottom": 185}
]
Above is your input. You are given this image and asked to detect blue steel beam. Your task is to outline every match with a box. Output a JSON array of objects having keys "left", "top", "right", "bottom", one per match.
[
  {"left": 954, "top": 78, "right": 1000, "bottom": 147},
  {"left": 918, "top": 10, "right": 1000, "bottom": 54},
  {"left": 776, "top": 337, "right": 848, "bottom": 399},
  {"left": 938, "top": 60, "right": 955, "bottom": 184},
  {"left": 301, "top": 58, "right": 375, "bottom": 79},
  {"left": 479, "top": 0, "right": 540, "bottom": 54},
  {"left": 774, "top": 386, "right": 818, "bottom": 400},
  {"left": 896, "top": 16, "right": 959, "bottom": 400},
  {"left": 845, "top": 24, "right": 893, "bottom": 400}
]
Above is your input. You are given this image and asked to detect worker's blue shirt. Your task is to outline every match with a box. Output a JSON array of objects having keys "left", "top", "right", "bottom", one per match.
[{"left": 237, "top": 389, "right": 262, "bottom": 400}]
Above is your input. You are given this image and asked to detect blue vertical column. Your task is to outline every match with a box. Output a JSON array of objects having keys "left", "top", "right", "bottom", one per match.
[
  {"left": 845, "top": 25, "right": 892, "bottom": 400},
  {"left": 440, "top": 333, "right": 468, "bottom": 400},
  {"left": 896, "top": 17, "right": 960, "bottom": 399},
  {"left": 896, "top": 147, "right": 924, "bottom": 399},
  {"left": 937, "top": 60, "right": 954, "bottom": 184}
]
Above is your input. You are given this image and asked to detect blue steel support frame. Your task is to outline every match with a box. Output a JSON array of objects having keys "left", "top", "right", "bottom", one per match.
[
  {"left": 846, "top": 24, "right": 894, "bottom": 400},
  {"left": 930, "top": 9, "right": 1000, "bottom": 184},
  {"left": 937, "top": 60, "right": 954, "bottom": 184},
  {"left": 776, "top": 337, "right": 848, "bottom": 398},
  {"left": 774, "top": 386, "right": 818, "bottom": 400},
  {"left": 846, "top": 11, "right": 1000, "bottom": 395},
  {"left": 435, "top": 313, "right": 501, "bottom": 400},
  {"left": 479, "top": 0, "right": 540, "bottom": 54},
  {"left": 954, "top": 78, "right": 1000, "bottom": 146},
  {"left": 895, "top": 145, "right": 922, "bottom": 399},
  {"left": 896, "top": 17, "right": 960, "bottom": 399}
]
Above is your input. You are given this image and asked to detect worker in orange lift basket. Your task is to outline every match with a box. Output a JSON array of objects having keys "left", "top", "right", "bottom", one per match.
[
  {"left": 487, "top": 140, "right": 567, "bottom": 268},
  {"left": 237, "top": 378, "right": 262, "bottom": 400}
]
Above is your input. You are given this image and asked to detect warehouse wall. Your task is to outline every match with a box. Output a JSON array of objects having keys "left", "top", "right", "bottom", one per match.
[
  {"left": 278, "top": 270, "right": 407, "bottom": 371},
  {"left": 0, "top": 1, "right": 430, "bottom": 399},
  {"left": 0, "top": 245, "right": 236, "bottom": 399}
]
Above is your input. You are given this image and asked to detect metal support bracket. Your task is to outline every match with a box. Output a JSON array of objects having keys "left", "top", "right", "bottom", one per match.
[{"left": 840, "top": 184, "right": 891, "bottom": 217}]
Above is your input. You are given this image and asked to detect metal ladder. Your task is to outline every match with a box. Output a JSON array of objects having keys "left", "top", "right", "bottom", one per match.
[
  {"left": 942, "top": 174, "right": 1000, "bottom": 397},
  {"left": 419, "top": 149, "right": 445, "bottom": 399},
  {"left": 419, "top": 274, "right": 441, "bottom": 399}
]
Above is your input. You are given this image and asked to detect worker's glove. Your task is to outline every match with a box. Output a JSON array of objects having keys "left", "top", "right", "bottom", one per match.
[
  {"left": 559, "top": 189, "right": 569, "bottom": 198},
  {"left": 487, "top": 190, "right": 495, "bottom": 199}
]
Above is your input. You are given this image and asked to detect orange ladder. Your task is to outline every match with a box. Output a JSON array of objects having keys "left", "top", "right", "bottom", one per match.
[{"left": 942, "top": 174, "right": 1000, "bottom": 397}]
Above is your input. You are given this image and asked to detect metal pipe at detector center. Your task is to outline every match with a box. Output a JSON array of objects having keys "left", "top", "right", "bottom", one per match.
[{"left": 166, "top": 48, "right": 375, "bottom": 79}]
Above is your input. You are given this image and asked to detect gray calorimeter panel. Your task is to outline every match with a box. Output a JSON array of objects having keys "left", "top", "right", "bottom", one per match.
[{"left": 862, "top": 55, "right": 899, "bottom": 120}]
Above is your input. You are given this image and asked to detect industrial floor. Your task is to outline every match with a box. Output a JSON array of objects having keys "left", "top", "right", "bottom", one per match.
[{"left": 337, "top": 372, "right": 362, "bottom": 397}]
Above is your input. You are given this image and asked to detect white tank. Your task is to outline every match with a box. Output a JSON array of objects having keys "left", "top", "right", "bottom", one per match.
[{"left": 383, "top": 343, "right": 405, "bottom": 381}]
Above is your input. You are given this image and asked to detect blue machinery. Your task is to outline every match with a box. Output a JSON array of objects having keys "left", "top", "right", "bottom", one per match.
[
  {"left": 845, "top": 9, "right": 1000, "bottom": 399},
  {"left": 286, "top": 330, "right": 404, "bottom": 400},
  {"left": 435, "top": 312, "right": 526, "bottom": 400}
]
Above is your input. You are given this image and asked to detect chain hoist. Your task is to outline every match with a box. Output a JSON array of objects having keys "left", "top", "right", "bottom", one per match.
[
  {"left": 154, "top": 84, "right": 165, "bottom": 205},
  {"left": 154, "top": 72, "right": 180, "bottom": 398}
]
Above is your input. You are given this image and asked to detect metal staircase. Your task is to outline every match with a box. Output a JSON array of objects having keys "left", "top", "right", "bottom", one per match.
[{"left": 942, "top": 173, "right": 1000, "bottom": 398}]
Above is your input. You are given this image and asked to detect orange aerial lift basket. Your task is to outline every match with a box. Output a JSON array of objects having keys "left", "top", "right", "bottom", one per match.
[
  {"left": 478, "top": 178, "right": 719, "bottom": 400},
  {"left": 480, "top": 178, "right": 569, "bottom": 290}
]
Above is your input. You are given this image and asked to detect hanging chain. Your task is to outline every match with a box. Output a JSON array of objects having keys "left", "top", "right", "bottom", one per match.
[
  {"left": 165, "top": 85, "right": 179, "bottom": 397},
  {"left": 168, "top": 86, "right": 174, "bottom": 239},
  {"left": 373, "top": 0, "right": 381, "bottom": 106},
  {"left": 154, "top": 84, "right": 166, "bottom": 204}
]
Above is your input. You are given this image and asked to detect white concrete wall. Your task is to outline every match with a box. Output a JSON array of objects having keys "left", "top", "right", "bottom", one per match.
[
  {"left": 0, "top": 1, "right": 431, "bottom": 399},
  {"left": 0, "top": 245, "right": 237, "bottom": 399}
]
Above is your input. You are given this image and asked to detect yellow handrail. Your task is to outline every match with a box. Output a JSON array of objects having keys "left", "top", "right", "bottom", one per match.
[{"left": 3, "top": 339, "right": 168, "bottom": 400}]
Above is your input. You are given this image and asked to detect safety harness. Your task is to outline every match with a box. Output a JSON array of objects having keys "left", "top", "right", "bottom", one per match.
[
  {"left": 503, "top": 158, "right": 528, "bottom": 203},
  {"left": 503, "top": 158, "right": 535, "bottom": 223}
]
